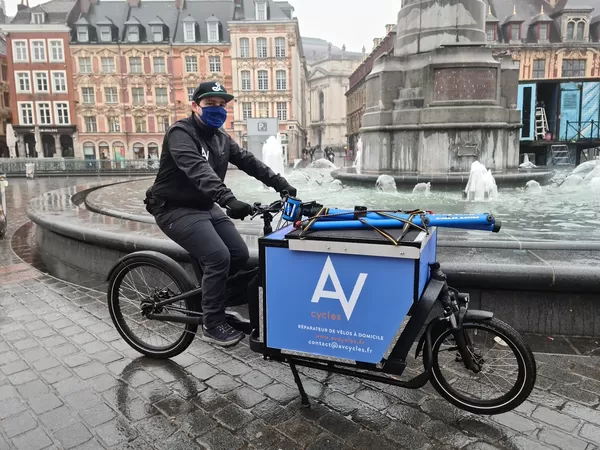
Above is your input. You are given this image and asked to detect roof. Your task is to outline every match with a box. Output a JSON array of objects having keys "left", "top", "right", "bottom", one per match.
[
  {"left": 302, "top": 37, "right": 362, "bottom": 63},
  {"left": 239, "top": 0, "right": 293, "bottom": 20},
  {"left": 553, "top": 0, "right": 595, "bottom": 13},
  {"left": 486, "top": 0, "right": 597, "bottom": 43},
  {"left": 173, "top": 1, "right": 233, "bottom": 43},
  {"left": 10, "top": 0, "right": 75, "bottom": 24}
]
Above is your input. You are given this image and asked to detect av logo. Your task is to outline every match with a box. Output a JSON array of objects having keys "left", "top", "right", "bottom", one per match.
[
  {"left": 201, "top": 147, "right": 209, "bottom": 161},
  {"left": 311, "top": 256, "right": 368, "bottom": 320}
]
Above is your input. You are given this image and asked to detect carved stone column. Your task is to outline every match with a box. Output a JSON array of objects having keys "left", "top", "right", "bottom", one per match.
[
  {"left": 54, "top": 134, "right": 62, "bottom": 158},
  {"left": 17, "top": 135, "right": 25, "bottom": 158}
]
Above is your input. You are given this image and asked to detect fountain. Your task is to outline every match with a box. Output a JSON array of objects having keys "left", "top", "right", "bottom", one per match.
[
  {"left": 353, "top": 137, "right": 363, "bottom": 175},
  {"left": 525, "top": 180, "right": 542, "bottom": 194},
  {"left": 520, "top": 154, "right": 537, "bottom": 169},
  {"left": 262, "top": 136, "right": 285, "bottom": 176},
  {"left": 463, "top": 161, "right": 498, "bottom": 202},
  {"left": 413, "top": 182, "right": 431, "bottom": 195},
  {"left": 376, "top": 174, "right": 397, "bottom": 193},
  {"left": 333, "top": 0, "right": 553, "bottom": 189}
]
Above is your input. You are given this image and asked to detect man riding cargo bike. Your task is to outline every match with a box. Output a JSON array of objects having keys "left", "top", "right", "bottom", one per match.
[
  {"left": 144, "top": 81, "right": 297, "bottom": 347},
  {"left": 106, "top": 80, "right": 537, "bottom": 416}
]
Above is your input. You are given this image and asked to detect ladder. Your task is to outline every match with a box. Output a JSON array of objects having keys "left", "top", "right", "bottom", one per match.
[
  {"left": 550, "top": 144, "right": 571, "bottom": 166},
  {"left": 535, "top": 107, "right": 549, "bottom": 140}
]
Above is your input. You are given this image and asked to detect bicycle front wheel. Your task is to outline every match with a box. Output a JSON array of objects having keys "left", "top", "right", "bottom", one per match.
[{"left": 428, "top": 318, "right": 536, "bottom": 415}]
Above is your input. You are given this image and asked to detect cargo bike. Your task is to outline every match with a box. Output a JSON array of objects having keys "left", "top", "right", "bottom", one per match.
[{"left": 106, "top": 196, "right": 536, "bottom": 415}]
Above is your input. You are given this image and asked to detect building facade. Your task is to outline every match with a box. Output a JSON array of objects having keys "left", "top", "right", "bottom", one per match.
[
  {"left": 345, "top": 25, "right": 395, "bottom": 152},
  {"left": 229, "top": 0, "right": 308, "bottom": 163},
  {"left": 485, "top": 0, "right": 600, "bottom": 163},
  {"left": 70, "top": 0, "right": 234, "bottom": 161},
  {"left": 0, "top": 32, "right": 11, "bottom": 158},
  {"left": 307, "top": 53, "right": 361, "bottom": 149},
  {"left": 3, "top": 0, "right": 79, "bottom": 158}
]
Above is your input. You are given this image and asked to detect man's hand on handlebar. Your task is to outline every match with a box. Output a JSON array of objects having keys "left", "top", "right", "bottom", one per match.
[{"left": 225, "top": 198, "right": 253, "bottom": 220}]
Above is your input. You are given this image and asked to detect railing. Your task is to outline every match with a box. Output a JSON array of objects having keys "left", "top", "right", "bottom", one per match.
[
  {"left": 564, "top": 121, "right": 600, "bottom": 141},
  {"left": 0, "top": 158, "right": 160, "bottom": 177}
]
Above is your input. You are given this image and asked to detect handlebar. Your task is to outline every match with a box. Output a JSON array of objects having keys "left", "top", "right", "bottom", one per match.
[{"left": 227, "top": 196, "right": 501, "bottom": 234}]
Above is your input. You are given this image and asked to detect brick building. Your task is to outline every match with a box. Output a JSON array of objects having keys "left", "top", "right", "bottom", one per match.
[
  {"left": 0, "top": 32, "right": 10, "bottom": 158},
  {"left": 71, "top": 0, "right": 234, "bottom": 161},
  {"left": 3, "top": 0, "right": 79, "bottom": 158},
  {"left": 345, "top": 25, "right": 395, "bottom": 152}
]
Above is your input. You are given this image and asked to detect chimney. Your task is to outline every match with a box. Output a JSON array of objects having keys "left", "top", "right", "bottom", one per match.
[
  {"left": 127, "top": 0, "right": 140, "bottom": 7},
  {"left": 385, "top": 23, "right": 394, "bottom": 34},
  {"left": 175, "top": 0, "right": 184, "bottom": 10},
  {"left": 17, "top": 0, "right": 29, "bottom": 11},
  {"left": 90, "top": 0, "right": 98, "bottom": 4},
  {"left": 373, "top": 37, "right": 382, "bottom": 49}
]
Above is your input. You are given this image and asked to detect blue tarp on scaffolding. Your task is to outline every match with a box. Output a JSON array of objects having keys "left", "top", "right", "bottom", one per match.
[
  {"left": 580, "top": 82, "right": 600, "bottom": 139},
  {"left": 560, "top": 83, "right": 581, "bottom": 141}
]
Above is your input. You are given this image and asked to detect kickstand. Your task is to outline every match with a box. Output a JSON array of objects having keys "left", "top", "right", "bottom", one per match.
[{"left": 289, "top": 362, "right": 310, "bottom": 408}]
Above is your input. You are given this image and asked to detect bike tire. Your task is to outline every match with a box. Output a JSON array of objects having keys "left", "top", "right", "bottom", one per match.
[
  {"left": 427, "top": 318, "right": 536, "bottom": 415},
  {"left": 107, "top": 254, "right": 198, "bottom": 359}
]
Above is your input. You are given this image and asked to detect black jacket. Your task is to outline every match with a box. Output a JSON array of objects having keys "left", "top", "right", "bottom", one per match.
[{"left": 148, "top": 115, "right": 286, "bottom": 210}]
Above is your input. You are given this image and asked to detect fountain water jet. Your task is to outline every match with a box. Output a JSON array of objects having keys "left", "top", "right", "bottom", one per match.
[
  {"left": 413, "top": 182, "right": 431, "bottom": 195},
  {"left": 463, "top": 161, "right": 498, "bottom": 202},
  {"left": 353, "top": 138, "right": 363, "bottom": 175},
  {"left": 262, "top": 136, "right": 285, "bottom": 176},
  {"left": 525, "top": 180, "right": 542, "bottom": 194},
  {"left": 376, "top": 175, "right": 397, "bottom": 193}
]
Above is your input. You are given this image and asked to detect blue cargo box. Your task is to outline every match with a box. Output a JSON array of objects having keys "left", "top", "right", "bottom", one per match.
[{"left": 257, "top": 225, "right": 438, "bottom": 366}]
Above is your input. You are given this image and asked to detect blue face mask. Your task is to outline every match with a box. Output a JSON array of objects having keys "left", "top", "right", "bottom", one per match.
[{"left": 200, "top": 106, "right": 227, "bottom": 129}]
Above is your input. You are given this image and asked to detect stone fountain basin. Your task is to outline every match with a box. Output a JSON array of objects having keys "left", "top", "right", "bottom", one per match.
[
  {"left": 332, "top": 167, "right": 555, "bottom": 188},
  {"left": 26, "top": 178, "right": 600, "bottom": 338}
]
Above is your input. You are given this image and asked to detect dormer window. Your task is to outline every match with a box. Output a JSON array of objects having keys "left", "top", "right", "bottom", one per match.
[
  {"left": 538, "top": 23, "right": 550, "bottom": 41},
  {"left": 486, "top": 23, "right": 497, "bottom": 41},
  {"left": 182, "top": 16, "right": 197, "bottom": 42},
  {"left": 152, "top": 26, "right": 163, "bottom": 42},
  {"left": 567, "top": 19, "right": 587, "bottom": 40},
  {"left": 32, "top": 13, "right": 44, "bottom": 24},
  {"left": 99, "top": 26, "right": 111, "bottom": 42},
  {"left": 207, "top": 18, "right": 219, "bottom": 42},
  {"left": 77, "top": 26, "right": 89, "bottom": 43},
  {"left": 510, "top": 24, "right": 521, "bottom": 41},
  {"left": 127, "top": 26, "right": 139, "bottom": 42},
  {"left": 255, "top": 0, "right": 267, "bottom": 20}
]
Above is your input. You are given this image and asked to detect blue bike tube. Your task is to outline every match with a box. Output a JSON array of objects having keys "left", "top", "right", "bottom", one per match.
[{"left": 304, "top": 213, "right": 501, "bottom": 233}]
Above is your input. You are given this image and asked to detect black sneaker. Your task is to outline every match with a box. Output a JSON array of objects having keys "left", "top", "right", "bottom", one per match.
[{"left": 202, "top": 323, "right": 244, "bottom": 347}]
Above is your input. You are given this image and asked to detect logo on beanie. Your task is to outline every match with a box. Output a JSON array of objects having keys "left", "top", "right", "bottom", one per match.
[{"left": 212, "top": 82, "right": 224, "bottom": 92}]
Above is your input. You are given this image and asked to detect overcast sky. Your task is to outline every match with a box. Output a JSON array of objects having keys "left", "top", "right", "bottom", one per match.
[{"left": 4, "top": 0, "right": 400, "bottom": 52}]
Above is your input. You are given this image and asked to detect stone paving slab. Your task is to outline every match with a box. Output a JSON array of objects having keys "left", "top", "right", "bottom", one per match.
[{"left": 1, "top": 178, "right": 600, "bottom": 450}]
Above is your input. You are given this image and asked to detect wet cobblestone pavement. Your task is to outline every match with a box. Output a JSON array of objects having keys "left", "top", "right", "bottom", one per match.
[{"left": 1, "top": 177, "right": 600, "bottom": 450}]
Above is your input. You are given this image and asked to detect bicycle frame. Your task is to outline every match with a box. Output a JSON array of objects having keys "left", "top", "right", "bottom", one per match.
[{"left": 143, "top": 201, "right": 284, "bottom": 325}]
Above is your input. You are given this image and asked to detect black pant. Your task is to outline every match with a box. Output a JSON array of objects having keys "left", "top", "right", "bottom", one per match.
[{"left": 155, "top": 205, "right": 250, "bottom": 329}]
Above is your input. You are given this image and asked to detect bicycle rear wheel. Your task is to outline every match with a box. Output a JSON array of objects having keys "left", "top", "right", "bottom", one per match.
[
  {"left": 428, "top": 318, "right": 536, "bottom": 415},
  {"left": 107, "top": 254, "right": 198, "bottom": 359}
]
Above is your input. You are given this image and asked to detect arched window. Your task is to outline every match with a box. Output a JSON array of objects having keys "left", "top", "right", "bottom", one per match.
[
  {"left": 576, "top": 21, "right": 585, "bottom": 40},
  {"left": 148, "top": 143, "right": 160, "bottom": 159},
  {"left": 133, "top": 142, "right": 145, "bottom": 159},
  {"left": 112, "top": 141, "right": 125, "bottom": 160},
  {"left": 319, "top": 91, "right": 325, "bottom": 122},
  {"left": 567, "top": 21, "right": 575, "bottom": 40},
  {"left": 83, "top": 141, "right": 96, "bottom": 159},
  {"left": 276, "top": 70, "right": 287, "bottom": 90},
  {"left": 257, "top": 37, "right": 267, "bottom": 58},
  {"left": 98, "top": 141, "right": 109, "bottom": 160},
  {"left": 275, "top": 37, "right": 286, "bottom": 58}
]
